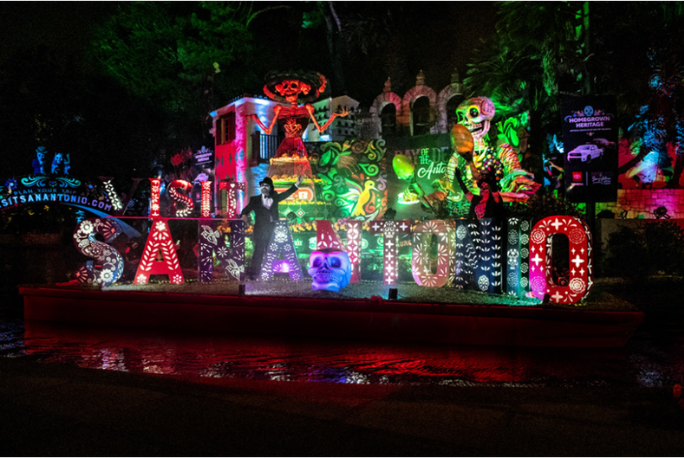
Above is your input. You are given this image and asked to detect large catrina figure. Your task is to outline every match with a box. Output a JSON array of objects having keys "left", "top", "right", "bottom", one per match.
[
  {"left": 432, "top": 96, "right": 540, "bottom": 214},
  {"left": 247, "top": 71, "right": 349, "bottom": 179}
]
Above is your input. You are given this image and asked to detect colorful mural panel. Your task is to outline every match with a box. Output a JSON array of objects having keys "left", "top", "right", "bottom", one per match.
[{"left": 316, "top": 139, "right": 387, "bottom": 221}]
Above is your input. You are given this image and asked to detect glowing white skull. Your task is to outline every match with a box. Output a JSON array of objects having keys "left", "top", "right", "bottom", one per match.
[
  {"left": 456, "top": 96, "right": 496, "bottom": 141},
  {"left": 308, "top": 249, "right": 351, "bottom": 292}
]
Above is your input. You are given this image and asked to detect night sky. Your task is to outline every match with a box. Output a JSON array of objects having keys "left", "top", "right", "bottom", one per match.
[
  {"left": 0, "top": 2, "right": 496, "bottom": 105},
  {"left": 0, "top": 2, "right": 116, "bottom": 62}
]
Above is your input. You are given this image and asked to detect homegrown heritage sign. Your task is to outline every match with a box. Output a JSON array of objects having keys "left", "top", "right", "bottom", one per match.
[
  {"left": 70, "top": 178, "right": 594, "bottom": 305},
  {"left": 561, "top": 96, "right": 619, "bottom": 202}
]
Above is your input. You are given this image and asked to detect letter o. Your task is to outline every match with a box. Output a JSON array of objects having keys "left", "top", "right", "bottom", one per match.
[
  {"left": 529, "top": 216, "right": 593, "bottom": 304},
  {"left": 411, "top": 220, "right": 454, "bottom": 287}
]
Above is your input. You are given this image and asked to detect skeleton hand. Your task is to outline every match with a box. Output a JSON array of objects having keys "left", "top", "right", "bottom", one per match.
[{"left": 295, "top": 175, "right": 304, "bottom": 187}]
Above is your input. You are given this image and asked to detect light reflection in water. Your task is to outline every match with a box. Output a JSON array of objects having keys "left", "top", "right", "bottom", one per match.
[{"left": 9, "top": 319, "right": 682, "bottom": 388}]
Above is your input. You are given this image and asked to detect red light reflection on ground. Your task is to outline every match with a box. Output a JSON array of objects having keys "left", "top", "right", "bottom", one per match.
[{"left": 21, "top": 320, "right": 672, "bottom": 387}]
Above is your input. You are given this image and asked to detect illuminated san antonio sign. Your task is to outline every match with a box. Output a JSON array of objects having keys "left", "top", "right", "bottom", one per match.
[
  {"left": 70, "top": 178, "right": 594, "bottom": 306},
  {"left": 1, "top": 176, "right": 119, "bottom": 213}
]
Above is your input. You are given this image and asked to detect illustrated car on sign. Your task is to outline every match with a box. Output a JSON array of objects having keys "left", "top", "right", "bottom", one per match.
[{"left": 567, "top": 144, "right": 603, "bottom": 162}]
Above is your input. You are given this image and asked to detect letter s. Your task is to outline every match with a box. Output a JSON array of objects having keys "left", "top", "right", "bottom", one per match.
[{"left": 73, "top": 218, "right": 124, "bottom": 286}]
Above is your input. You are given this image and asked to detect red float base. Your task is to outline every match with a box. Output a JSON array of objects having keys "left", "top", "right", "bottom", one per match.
[{"left": 20, "top": 286, "right": 644, "bottom": 347}]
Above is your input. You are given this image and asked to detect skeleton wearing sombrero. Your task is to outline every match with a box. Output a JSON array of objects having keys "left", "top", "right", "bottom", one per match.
[{"left": 247, "top": 71, "right": 349, "bottom": 179}]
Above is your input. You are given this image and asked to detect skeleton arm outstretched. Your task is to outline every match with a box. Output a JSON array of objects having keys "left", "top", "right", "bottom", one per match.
[
  {"left": 305, "top": 104, "right": 349, "bottom": 133},
  {"left": 246, "top": 105, "right": 282, "bottom": 135}
]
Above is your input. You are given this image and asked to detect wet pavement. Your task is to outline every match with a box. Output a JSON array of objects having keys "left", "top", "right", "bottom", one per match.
[
  {"left": 1, "top": 293, "right": 683, "bottom": 388},
  {"left": 2, "top": 294, "right": 684, "bottom": 455}
]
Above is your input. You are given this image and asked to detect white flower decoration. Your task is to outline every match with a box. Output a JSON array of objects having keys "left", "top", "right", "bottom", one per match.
[
  {"left": 478, "top": 275, "right": 490, "bottom": 291},
  {"left": 81, "top": 221, "right": 94, "bottom": 234},
  {"left": 100, "top": 269, "right": 113, "bottom": 283}
]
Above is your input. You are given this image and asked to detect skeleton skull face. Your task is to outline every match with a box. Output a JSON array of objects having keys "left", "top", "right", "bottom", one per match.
[
  {"left": 36, "top": 152, "right": 45, "bottom": 163},
  {"left": 275, "top": 79, "right": 311, "bottom": 102},
  {"left": 456, "top": 97, "right": 496, "bottom": 141},
  {"left": 308, "top": 249, "right": 351, "bottom": 292}
]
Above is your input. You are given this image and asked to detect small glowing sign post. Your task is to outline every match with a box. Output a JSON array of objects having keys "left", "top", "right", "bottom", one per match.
[
  {"left": 200, "top": 181, "right": 213, "bottom": 218},
  {"left": 345, "top": 220, "right": 362, "bottom": 283},
  {"left": 453, "top": 218, "right": 503, "bottom": 294}
]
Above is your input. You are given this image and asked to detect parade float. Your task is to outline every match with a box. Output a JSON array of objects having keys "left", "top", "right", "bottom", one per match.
[{"left": 11, "top": 72, "right": 644, "bottom": 347}]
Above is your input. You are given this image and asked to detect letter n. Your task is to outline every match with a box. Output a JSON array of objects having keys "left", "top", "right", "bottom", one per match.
[
  {"left": 198, "top": 220, "right": 245, "bottom": 282},
  {"left": 453, "top": 218, "right": 503, "bottom": 293}
]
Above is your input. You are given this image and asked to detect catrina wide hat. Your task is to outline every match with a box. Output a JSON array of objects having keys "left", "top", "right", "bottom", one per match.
[{"left": 263, "top": 70, "right": 328, "bottom": 104}]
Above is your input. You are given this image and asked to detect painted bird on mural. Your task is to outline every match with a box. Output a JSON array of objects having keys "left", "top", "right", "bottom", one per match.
[{"left": 350, "top": 180, "right": 377, "bottom": 217}]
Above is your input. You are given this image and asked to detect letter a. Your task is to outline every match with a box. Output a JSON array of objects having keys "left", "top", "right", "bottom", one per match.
[{"left": 134, "top": 218, "right": 184, "bottom": 284}]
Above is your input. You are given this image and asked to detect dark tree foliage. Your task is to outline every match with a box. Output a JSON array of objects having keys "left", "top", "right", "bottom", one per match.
[
  {"left": 89, "top": 2, "right": 266, "bottom": 144},
  {"left": 604, "top": 221, "right": 684, "bottom": 279},
  {"left": 465, "top": 2, "right": 684, "bottom": 187},
  {"left": 0, "top": 43, "right": 169, "bottom": 178}
]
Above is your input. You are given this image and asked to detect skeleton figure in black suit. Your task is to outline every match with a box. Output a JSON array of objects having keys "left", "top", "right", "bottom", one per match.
[{"left": 240, "top": 175, "right": 303, "bottom": 280}]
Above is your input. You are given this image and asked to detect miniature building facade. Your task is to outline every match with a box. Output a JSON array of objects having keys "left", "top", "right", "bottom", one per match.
[{"left": 210, "top": 70, "right": 465, "bottom": 209}]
